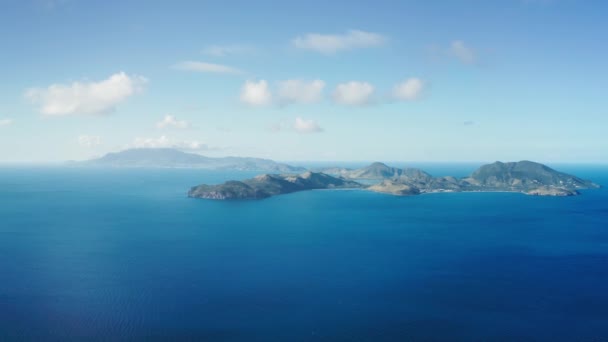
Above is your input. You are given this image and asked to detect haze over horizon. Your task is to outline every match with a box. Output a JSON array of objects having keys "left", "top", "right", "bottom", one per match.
[{"left": 1, "top": 0, "right": 607, "bottom": 163}]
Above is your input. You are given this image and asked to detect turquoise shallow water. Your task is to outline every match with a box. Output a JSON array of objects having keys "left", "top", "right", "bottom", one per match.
[{"left": 1, "top": 165, "right": 607, "bottom": 341}]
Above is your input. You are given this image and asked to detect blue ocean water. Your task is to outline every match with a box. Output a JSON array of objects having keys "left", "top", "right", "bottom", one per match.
[{"left": 1, "top": 165, "right": 607, "bottom": 341}]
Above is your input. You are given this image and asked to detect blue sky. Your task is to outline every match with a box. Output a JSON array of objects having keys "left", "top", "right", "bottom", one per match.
[{"left": 0, "top": 0, "right": 606, "bottom": 163}]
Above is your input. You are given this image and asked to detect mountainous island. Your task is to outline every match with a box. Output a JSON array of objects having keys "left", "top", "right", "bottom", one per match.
[
  {"left": 72, "top": 148, "right": 305, "bottom": 172},
  {"left": 188, "top": 171, "right": 362, "bottom": 200},
  {"left": 189, "top": 160, "right": 600, "bottom": 200}
]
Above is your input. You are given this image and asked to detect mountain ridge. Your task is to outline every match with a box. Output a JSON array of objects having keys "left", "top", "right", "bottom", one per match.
[
  {"left": 73, "top": 148, "right": 306, "bottom": 172},
  {"left": 189, "top": 160, "right": 600, "bottom": 200}
]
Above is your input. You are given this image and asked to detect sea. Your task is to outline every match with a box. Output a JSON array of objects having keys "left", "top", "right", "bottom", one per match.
[{"left": 1, "top": 164, "right": 607, "bottom": 341}]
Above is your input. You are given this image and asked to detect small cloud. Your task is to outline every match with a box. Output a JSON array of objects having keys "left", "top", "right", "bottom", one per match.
[
  {"left": 293, "top": 117, "right": 323, "bottom": 134},
  {"left": 270, "top": 117, "right": 324, "bottom": 134},
  {"left": 131, "top": 135, "right": 216, "bottom": 151},
  {"left": 156, "top": 115, "right": 191, "bottom": 129},
  {"left": 392, "top": 78, "right": 425, "bottom": 101},
  {"left": 332, "top": 81, "right": 375, "bottom": 106},
  {"left": 240, "top": 80, "right": 272, "bottom": 106},
  {"left": 277, "top": 79, "right": 325, "bottom": 105},
  {"left": 174, "top": 140, "right": 214, "bottom": 151},
  {"left": 449, "top": 40, "right": 476, "bottom": 64},
  {"left": 202, "top": 45, "right": 256, "bottom": 57},
  {"left": 0, "top": 118, "right": 13, "bottom": 127},
  {"left": 78, "top": 135, "right": 101, "bottom": 148},
  {"left": 292, "top": 29, "right": 387, "bottom": 54},
  {"left": 463, "top": 120, "right": 476, "bottom": 126},
  {"left": 132, "top": 135, "right": 171, "bottom": 148},
  {"left": 172, "top": 61, "right": 243, "bottom": 75},
  {"left": 25, "top": 72, "right": 147, "bottom": 116}
]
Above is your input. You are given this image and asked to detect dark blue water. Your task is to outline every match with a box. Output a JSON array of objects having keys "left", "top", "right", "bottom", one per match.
[{"left": 1, "top": 165, "right": 607, "bottom": 341}]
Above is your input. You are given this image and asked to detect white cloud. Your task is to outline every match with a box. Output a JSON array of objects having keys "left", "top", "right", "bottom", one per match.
[
  {"left": 332, "top": 81, "right": 374, "bottom": 106},
  {"left": 292, "top": 30, "right": 387, "bottom": 54},
  {"left": 78, "top": 135, "right": 101, "bottom": 148},
  {"left": 156, "top": 115, "right": 191, "bottom": 129},
  {"left": 173, "top": 61, "right": 243, "bottom": 75},
  {"left": 25, "top": 72, "right": 147, "bottom": 116},
  {"left": 240, "top": 80, "right": 272, "bottom": 106},
  {"left": 0, "top": 118, "right": 13, "bottom": 127},
  {"left": 132, "top": 135, "right": 213, "bottom": 151},
  {"left": 277, "top": 79, "right": 325, "bottom": 105},
  {"left": 449, "top": 40, "right": 476, "bottom": 64},
  {"left": 392, "top": 78, "right": 425, "bottom": 101},
  {"left": 293, "top": 117, "right": 323, "bottom": 134},
  {"left": 202, "top": 45, "right": 255, "bottom": 57},
  {"left": 271, "top": 117, "right": 324, "bottom": 134},
  {"left": 133, "top": 135, "right": 171, "bottom": 148},
  {"left": 174, "top": 140, "right": 212, "bottom": 151}
]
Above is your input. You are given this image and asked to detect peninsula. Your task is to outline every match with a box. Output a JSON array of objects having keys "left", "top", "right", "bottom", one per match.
[{"left": 188, "top": 160, "right": 600, "bottom": 200}]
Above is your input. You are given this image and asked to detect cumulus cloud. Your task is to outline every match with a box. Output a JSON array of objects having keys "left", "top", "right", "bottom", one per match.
[
  {"left": 449, "top": 40, "right": 476, "bottom": 64},
  {"left": 202, "top": 45, "right": 255, "bottom": 57},
  {"left": 156, "top": 115, "right": 191, "bottom": 129},
  {"left": 277, "top": 79, "right": 325, "bottom": 105},
  {"left": 25, "top": 72, "right": 147, "bottom": 116},
  {"left": 392, "top": 78, "right": 425, "bottom": 101},
  {"left": 293, "top": 117, "right": 323, "bottom": 134},
  {"left": 292, "top": 30, "right": 387, "bottom": 54},
  {"left": 240, "top": 80, "right": 272, "bottom": 106},
  {"left": 132, "top": 135, "right": 213, "bottom": 151},
  {"left": 173, "top": 61, "right": 243, "bottom": 75},
  {"left": 78, "top": 135, "right": 101, "bottom": 148},
  {"left": 132, "top": 135, "right": 171, "bottom": 148},
  {"left": 332, "top": 81, "right": 374, "bottom": 106},
  {"left": 0, "top": 118, "right": 13, "bottom": 127},
  {"left": 271, "top": 118, "right": 324, "bottom": 134}
]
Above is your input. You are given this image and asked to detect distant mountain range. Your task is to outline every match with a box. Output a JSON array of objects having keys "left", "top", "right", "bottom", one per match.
[
  {"left": 189, "top": 160, "right": 600, "bottom": 200},
  {"left": 74, "top": 148, "right": 306, "bottom": 172}
]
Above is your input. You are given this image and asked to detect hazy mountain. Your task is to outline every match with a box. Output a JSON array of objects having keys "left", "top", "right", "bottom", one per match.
[{"left": 77, "top": 148, "right": 306, "bottom": 172}]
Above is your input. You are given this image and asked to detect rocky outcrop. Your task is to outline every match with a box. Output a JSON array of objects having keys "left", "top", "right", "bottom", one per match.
[
  {"left": 368, "top": 180, "right": 421, "bottom": 196},
  {"left": 525, "top": 186, "right": 579, "bottom": 197}
]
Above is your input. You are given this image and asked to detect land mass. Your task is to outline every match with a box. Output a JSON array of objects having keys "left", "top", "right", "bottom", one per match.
[
  {"left": 189, "top": 160, "right": 600, "bottom": 200},
  {"left": 188, "top": 171, "right": 362, "bottom": 200},
  {"left": 72, "top": 148, "right": 305, "bottom": 172}
]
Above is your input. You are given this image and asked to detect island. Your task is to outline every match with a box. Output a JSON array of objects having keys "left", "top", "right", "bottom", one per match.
[
  {"left": 72, "top": 148, "right": 306, "bottom": 172},
  {"left": 188, "top": 160, "right": 600, "bottom": 200},
  {"left": 188, "top": 171, "right": 362, "bottom": 200}
]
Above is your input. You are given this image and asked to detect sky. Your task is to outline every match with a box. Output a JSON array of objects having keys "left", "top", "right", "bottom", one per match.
[{"left": 0, "top": 0, "right": 607, "bottom": 163}]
